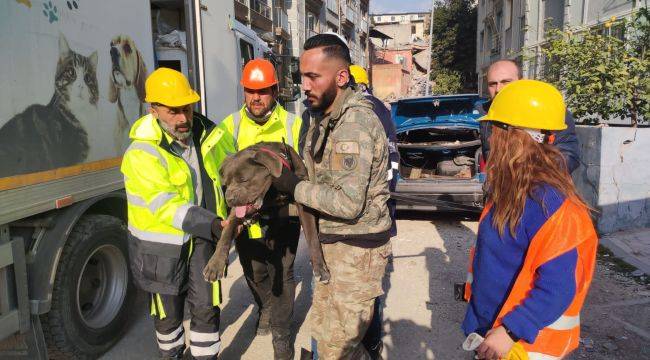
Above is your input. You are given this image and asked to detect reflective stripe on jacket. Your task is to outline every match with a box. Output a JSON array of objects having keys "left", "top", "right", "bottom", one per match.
[
  {"left": 217, "top": 103, "right": 302, "bottom": 238},
  {"left": 464, "top": 199, "right": 597, "bottom": 359},
  {"left": 121, "top": 113, "right": 229, "bottom": 295}
]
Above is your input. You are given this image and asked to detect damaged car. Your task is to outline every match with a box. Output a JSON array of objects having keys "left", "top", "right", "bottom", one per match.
[{"left": 390, "top": 94, "right": 487, "bottom": 212}]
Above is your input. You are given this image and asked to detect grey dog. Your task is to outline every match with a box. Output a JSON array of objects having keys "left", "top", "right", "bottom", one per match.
[{"left": 202, "top": 142, "right": 331, "bottom": 284}]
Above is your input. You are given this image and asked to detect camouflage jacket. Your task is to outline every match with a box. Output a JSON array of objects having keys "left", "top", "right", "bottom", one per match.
[{"left": 295, "top": 88, "right": 391, "bottom": 235}]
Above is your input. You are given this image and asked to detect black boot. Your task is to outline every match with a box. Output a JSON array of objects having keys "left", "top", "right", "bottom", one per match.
[
  {"left": 256, "top": 306, "right": 271, "bottom": 336},
  {"left": 272, "top": 328, "right": 294, "bottom": 360}
]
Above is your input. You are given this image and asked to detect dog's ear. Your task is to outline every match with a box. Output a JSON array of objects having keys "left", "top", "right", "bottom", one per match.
[
  {"left": 253, "top": 150, "right": 283, "bottom": 178},
  {"left": 135, "top": 50, "right": 147, "bottom": 102},
  {"left": 108, "top": 70, "right": 118, "bottom": 103},
  {"left": 219, "top": 155, "right": 235, "bottom": 184}
]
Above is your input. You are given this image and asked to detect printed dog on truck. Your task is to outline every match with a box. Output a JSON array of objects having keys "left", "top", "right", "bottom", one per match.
[{"left": 108, "top": 35, "right": 147, "bottom": 150}]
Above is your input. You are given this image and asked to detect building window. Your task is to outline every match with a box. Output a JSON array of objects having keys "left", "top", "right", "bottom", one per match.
[
  {"left": 411, "top": 25, "right": 416, "bottom": 34},
  {"left": 519, "top": 15, "right": 526, "bottom": 48},
  {"left": 306, "top": 12, "right": 318, "bottom": 38},
  {"left": 496, "top": 11, "right": 503, "bottom": 31},
  {"left": 507, "top": 0, "right": 513, "bottom": 29},
  {"left": 239, "top": 39, "right": 254, "bottom": 69},
  {"left": 480, "top": 30, "right": 485, "bottom": 52},
  {"left": 307, "top": 12, "right": 317, "bottom": 31}
]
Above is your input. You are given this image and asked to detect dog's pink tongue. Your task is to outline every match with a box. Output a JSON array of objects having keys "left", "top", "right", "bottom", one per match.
[{"left": 235, "top": 206, "right": 247, "bottom": 218}]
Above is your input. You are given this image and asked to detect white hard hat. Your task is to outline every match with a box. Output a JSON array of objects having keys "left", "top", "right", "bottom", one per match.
[{"left": 321, "top": 31, "right": 349, "bottom": 49}]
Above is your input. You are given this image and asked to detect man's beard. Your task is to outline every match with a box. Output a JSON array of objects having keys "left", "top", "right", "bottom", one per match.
[
  {"left": 159, "top": 119, "right": 193, "bottom": 141},
  {"left": 246, "top": 101, "right": 276, "bottom": 121},
  {"left": 306, "top": 83, "right": 338, "bottom": 113}
]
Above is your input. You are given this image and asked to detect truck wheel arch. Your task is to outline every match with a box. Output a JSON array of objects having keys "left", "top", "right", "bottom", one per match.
[{"left": 28, "top": 190, "right": 127, "bottom": 315}]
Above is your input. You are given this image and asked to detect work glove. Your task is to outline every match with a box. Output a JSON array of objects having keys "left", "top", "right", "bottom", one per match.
[{"left": 272, "top": 166, "right": 301, "bottom": 195}]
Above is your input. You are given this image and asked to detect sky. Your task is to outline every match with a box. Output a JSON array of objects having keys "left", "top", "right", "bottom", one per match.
[{"left": 370, "top": 0, "right": 432, "bottom": 14}]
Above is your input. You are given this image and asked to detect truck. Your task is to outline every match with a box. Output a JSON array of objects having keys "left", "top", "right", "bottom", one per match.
[{"left": 0, "top": 1, "right": 297, "bottom": 358}]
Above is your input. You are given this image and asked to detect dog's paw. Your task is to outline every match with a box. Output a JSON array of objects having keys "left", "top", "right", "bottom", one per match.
[
  {"left": 202, "top": 260, "right": 226, "bottom": 282},
  {"left": 313, "top": 264, "right": 331, "bottom": 284}
]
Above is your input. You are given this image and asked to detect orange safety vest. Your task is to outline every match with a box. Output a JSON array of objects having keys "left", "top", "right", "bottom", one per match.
[{"left": 464, "top": 199, "right": 598, "bottom": 359}]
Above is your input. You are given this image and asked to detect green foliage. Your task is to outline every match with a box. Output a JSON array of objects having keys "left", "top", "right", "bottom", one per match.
[
  {"left": 431, "top": 69, "right": 462, "bottom": 94},
  {"left": 540, "top": 9, "right": 650, "bottom": 126},
  {"left": 430, "top": 0, "right": 477, "bottom": 91}
]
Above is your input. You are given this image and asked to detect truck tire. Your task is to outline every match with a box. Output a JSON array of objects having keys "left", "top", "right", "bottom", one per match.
[{"left": 41, "top": 214, "right": 135, "bottom": 359}]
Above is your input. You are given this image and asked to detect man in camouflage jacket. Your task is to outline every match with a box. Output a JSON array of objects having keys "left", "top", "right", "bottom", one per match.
[{"left": 272, "top": 33, "right": 392, "bottom": 360}]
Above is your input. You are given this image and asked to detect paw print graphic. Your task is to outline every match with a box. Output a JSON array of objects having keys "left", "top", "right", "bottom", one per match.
[
  {"left": 66, "top": 0, "right": 78, "bottom": 10},
  {"left": 42, "top": 1, "right": 58, "bottom": 23}
]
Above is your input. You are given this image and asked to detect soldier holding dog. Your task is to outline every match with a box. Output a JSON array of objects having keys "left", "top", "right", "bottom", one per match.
[{"left": 273, "top": 33, "right": 392, "bottom": 360}]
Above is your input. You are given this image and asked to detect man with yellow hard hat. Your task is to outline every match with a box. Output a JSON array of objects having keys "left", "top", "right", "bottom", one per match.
[
  {"left": 121, "top": 67, "right": 229, "bottom": 359},
  {"left": 477, "top": 60, "right": 579, "bottom": 172},
  {"left": 217, "top": 58, "right": 302, "bottom": 360}
]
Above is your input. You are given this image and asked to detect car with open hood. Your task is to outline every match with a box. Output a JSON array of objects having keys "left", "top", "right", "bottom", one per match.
[{"left": 391, "top": 94, "right": 487, "bottom": 212}]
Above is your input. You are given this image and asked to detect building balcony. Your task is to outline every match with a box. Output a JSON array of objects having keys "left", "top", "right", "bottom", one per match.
[
  {"left": 360, "top": 17, "right": 368, "bottom": 34},
  {"left": 343, "top": 5, "right": 356, "bottom": 27},
  {"left": 274, "top": 7, "right": 291, "bottom": 39},
  {"left": 234, "top": 0, "right": 249, "bottom": 24},
  {"left": 326, "top": 0, "right": 338, "bottom": 14},
  {"left": 251, "top": 0, "right": 272, "bottom": 32},
  {"left": 306, "top": 0, "right": 324, "bottom": 11}
]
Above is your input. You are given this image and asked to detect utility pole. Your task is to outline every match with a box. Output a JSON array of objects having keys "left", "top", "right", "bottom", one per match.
[{"left": 425, "top": 0, "right": 435, "bottom": 96}]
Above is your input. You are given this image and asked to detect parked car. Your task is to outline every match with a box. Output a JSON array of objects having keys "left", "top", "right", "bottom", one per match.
[{"left": 390, "top": 94, "right": 487, "bottom": 212}]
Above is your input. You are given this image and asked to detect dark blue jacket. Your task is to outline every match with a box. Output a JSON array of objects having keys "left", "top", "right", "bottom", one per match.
[
  {"left": 476, "top": 100, "right": 580, "bottom": 173},
  {"left": 364, "top": 91, "right": 399, "bottom": 237}
]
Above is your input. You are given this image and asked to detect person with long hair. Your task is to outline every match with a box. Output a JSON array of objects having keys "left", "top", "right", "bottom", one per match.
[{"left": 461, "top": 80, "right": 598, "bottom": 360}]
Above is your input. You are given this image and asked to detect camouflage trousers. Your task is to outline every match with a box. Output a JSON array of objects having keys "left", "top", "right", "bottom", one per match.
[{"left": 310, "top": 240, "right": 392, "bottom": 360}]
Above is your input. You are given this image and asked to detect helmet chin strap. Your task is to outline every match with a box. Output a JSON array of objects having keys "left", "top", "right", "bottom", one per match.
[
  {"left": 245, "top": 101, "right": 277, "bottom": 124},
  {"left": 523, "top": 128, "right": 555, "bottom": 144}
]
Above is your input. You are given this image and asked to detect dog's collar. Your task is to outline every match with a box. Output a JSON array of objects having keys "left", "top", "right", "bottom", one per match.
[{"left": 258, "top": 147, "right": 291, "bottom": 170}]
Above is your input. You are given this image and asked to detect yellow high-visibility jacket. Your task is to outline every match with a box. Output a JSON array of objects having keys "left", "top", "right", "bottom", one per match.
[
  {"left": 121, "top": 113, "right": 229, "bottom": 296},
  {"left": 217, "top": 103, "right": 302, "bottom": 238}
]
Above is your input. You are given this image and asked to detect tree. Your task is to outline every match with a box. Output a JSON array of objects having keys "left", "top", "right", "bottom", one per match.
[
  {"left": 430, "top": 0, "right": 477, "bottom": 91},
  {"left": 540, "top": 9, "right": 650, "bottom": 126},
  {"left": 431, "top": 69, "right": 462, "bottom": 94}
]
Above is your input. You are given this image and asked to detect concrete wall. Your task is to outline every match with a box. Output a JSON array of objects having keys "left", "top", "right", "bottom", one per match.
[
  {"left": 372, "top": 64, "right": 410, "bottom": 100},
  {"left": 573, "top": 126, "right": 650, "bottom": 234},
  {"left": 372, "top": 23, "right": 414, "bottom": 47}
]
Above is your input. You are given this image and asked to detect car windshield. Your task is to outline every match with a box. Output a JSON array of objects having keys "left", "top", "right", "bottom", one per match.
[{"left": 396, "top": 98, "right": 477, "bottom": 119}]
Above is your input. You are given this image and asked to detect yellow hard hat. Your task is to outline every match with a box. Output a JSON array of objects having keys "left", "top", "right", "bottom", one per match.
[
  {"left": 349, "top": 64, "right": 369, "bottom": 86},
  {"left": 144, "top": 67, "right": 200, "bottom": 107},
  {"left": 480, "top": 79, "right": 567, "bottom": 131}
]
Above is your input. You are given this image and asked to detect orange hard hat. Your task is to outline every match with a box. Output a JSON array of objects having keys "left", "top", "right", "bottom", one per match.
[{"left": 241, "top": 59, "right": 278, "bottom": 90}]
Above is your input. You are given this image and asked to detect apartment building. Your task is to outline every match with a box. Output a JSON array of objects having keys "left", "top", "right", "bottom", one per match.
[
  {"left": 371, "top": 12, "right": 430, "bottom": 47},
  {"left": 233, "top": 0, "right": 293, "bottom": 99},
  {"left": 476, "top": 0, "right": 645, "bottom": 94},
  {"left": 286, "top": 0, "right": 372, "bottom": 68}
]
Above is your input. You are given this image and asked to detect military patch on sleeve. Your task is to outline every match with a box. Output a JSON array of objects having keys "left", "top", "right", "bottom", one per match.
[
  {"left": 343, "top": 155, "right": 357, "bottom": 170},
  {"left": 334, "top": 141, "right": 360, "bottom": 154}
]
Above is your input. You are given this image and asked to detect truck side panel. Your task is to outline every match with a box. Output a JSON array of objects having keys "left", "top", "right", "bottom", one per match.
[
  {"left": 0, "top": 0, "right": 154, "bottom": 222},
  {"left": 199, "top": 0, "right": 240, "bottom": 122}
]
